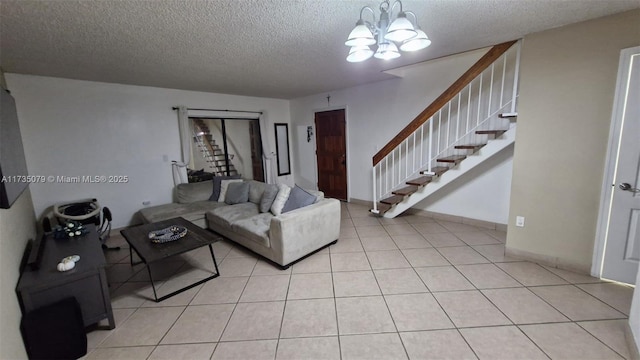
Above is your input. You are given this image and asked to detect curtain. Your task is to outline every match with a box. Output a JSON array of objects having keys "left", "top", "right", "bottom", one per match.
[
  {"left": 259, "top": 114, "right": 277, "bottom": 184},
  {"left": 172, "top": 106, "right": 191, "bottom": 185}
]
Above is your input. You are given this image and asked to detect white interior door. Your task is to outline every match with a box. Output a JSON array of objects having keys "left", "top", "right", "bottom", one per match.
[{"left": 602, "top": 48, "right": 640, "bottom": 284}]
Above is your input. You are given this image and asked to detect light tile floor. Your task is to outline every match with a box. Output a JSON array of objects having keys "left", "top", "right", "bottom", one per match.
[{"left": 87, "top": 202, "right": 634, "bottom": 360}]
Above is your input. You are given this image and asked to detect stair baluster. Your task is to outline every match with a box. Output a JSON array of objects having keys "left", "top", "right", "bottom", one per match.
[{"left": 371, "top": 40, "right": 522, "bottom": 217}]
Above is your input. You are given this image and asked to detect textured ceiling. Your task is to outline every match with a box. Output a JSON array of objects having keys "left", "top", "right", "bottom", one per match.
[{"left": 1, "top": 0, "right": 638, "bottom": 99}]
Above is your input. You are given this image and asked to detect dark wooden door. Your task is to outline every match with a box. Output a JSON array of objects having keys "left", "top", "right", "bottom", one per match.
[
  {"left": 315, "top": 109, "right": 347, "bottom": 200},
  {"left": 249, "top": 120, "right": 265, "bottom": 182}
]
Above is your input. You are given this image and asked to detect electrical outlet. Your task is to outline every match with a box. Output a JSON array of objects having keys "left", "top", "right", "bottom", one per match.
[{"left": 516, "top": 216, "right": 525, "bottom": 227}]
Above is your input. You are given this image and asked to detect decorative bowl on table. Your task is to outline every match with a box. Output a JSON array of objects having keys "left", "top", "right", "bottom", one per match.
[{"left": 148, "top": 225, "right": 188, "bottom": 244}]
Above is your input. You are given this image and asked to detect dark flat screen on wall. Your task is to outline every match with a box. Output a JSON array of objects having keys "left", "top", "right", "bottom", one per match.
[{"left": 0, "top": 88, "right": 29, "bottom": 209}]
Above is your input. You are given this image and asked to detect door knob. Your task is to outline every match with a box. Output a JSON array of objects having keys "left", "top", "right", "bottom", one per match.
[{"left": 619, "top": 183, "right": 640, "bottom": 192}]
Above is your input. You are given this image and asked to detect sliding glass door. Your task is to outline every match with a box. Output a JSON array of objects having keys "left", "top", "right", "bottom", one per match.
[{"left": 189, "top": 117, "right": 264, "bottom": 181}]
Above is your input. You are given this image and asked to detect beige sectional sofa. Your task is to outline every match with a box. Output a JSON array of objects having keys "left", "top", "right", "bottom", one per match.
[{"left": 139, "top": 180, "right": 341, "bottom": 269}]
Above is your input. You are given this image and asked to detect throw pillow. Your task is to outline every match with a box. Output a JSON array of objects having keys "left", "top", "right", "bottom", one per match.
[
  {"left": 225, "top": 182, "right": 250, "bottom": 205},
  {"left": 259, "top": 184, "right": 279, "bottom": 213},
  {"left": 209, "top": 175, "right": 241, "bottom": 201},
  {"left": 218, "top": 179, "right": 243, "bottom": 202},
  {"left": 248, "top": 181, "right": 266, "bottom": 204},
  {"left": 282, "top": 185, "right": 317, "bottom": 213},
  {"left": 270, "top": 183, "right": 291, "bottom": 216}
]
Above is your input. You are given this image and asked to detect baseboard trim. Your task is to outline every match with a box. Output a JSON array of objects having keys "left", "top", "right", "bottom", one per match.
[
  {"left": 504, "top": 246, "right": 591, "bottom": 274},
  {"left": 349, "top": 197, "right": 507, "bottom": 231},
  {"left": 348, "top": 198, "right": 370, "bottom": 207}
]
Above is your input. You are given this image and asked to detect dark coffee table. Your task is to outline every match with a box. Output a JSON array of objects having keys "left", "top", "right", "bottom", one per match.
[{"left": 120, "top": 217, "right": 220, "bottom": 302}]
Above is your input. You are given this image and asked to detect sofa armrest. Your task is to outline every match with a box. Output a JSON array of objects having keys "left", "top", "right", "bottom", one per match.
[{"left": 269, "top": 198, "right": 341, "bottom": 266}]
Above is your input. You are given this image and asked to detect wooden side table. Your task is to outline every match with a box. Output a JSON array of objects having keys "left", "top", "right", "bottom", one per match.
[{"left": 17, "top": 225, "right": 115, "bottom": 329}]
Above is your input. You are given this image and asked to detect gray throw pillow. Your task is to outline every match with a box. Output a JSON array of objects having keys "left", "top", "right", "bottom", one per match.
[
  {"left": 225, "top": 182, "right": 250, "bottom": 205},
  {"left": 209, "top": 175, "right": 241, "bottom": 201},
  {"left": 282, "top": 185, "right": 317, "bottom": 213},
  {"left": 259, "top": 184, "right": 279, "bottom": 213}
]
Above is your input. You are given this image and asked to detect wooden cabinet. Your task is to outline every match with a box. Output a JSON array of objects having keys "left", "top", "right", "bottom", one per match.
[{"left": 17, "top": 226, "right": 114, "bottom": 329}]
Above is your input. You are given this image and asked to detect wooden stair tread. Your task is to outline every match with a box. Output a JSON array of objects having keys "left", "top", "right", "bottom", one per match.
[
  {"left": 437, "top": 155, "right": 467, "bottom": 163},
  {"left": 476, "top": 129, "right": 506, "bottom": 135},
  {"left": 455, "top": 144, "right": 485, "bottom": 150},
  {"left": 393, "top": 185, "right": 418, "bottom": 196},
  {"left": 421, "top": 166, "right": 449, "bottom": 176},
  {"left": 380, "top": 195, "right": 404, "bottom": 205},
  {"left": 406, "top": 176, "right": 432, "bottom": 186},
  {"left": 370, "top": 203, "right": 392, "bottom": 215}
]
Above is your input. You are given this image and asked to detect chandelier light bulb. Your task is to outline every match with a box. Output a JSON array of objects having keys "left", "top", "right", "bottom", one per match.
[
  {"left": 399, "top": 28, "right": 431, "bottom": 52},
  {"left": 374, "top": 42, "right": 401, "bottom": 60},
  {"left": 347, "top": 45, "right": 375, "bottom": 62},
  {"left": 384, "top": 12, "right": 417, "bottom": 43},
  {"left": 345, "top": 19, "right": 376, "bottom": 47}
]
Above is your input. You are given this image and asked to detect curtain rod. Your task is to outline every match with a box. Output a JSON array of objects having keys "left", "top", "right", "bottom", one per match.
[{"left": 172, "top": 107, "right": 263, "bottom": 114}]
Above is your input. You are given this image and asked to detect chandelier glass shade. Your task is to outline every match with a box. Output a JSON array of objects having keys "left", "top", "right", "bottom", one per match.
[{"left": 345, "top": 0, "right": 430, "bottom": 62}]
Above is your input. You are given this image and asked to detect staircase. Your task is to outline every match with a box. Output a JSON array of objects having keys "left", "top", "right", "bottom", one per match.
[
  {"left": 371, "top": 40, "right": 521, "bottom": 217},
  {"left": 192, "top": 119, "right": 240, "bottom": 176}
]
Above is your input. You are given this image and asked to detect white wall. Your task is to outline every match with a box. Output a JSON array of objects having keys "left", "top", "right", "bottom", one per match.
[
  {"left": 290, "top": 48, "right": 513, "bottom": 224},
  {"left": 415, "top": 145, "right": 513, "bottom": 224},
  {"left": 506, "top": 10, "right": 640, "bottom": 272},
  {"left": 631, "top": 268, "right": 640, "bottom": 356},
  {"left": 0, "top": 189, "right": 37, "bottom": 360},
  {"left": 6, "top": 74, "right": 291, "bottom": 228}
]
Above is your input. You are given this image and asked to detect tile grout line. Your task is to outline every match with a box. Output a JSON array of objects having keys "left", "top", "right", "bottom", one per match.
[
  {"left": 100, "top": 207, "right": 632, "bottom": 359},
  {"left": 327, "top": 235, "right": 344, "bottom": 360},
  {"left": 574, "top": 321, "right": 631, "bottom": 359},
  {"left": 273, "top": 268, "right": 295, "bottom": 360}
]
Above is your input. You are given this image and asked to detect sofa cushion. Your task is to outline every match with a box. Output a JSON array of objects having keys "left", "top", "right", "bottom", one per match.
[
  {"left": 260, "top": 184, "right": 278, "bottom": 213},
  {"left": 307, "top": 189, "right": 325, "bottom": 203},
  {"left": 176, "top": 180, "right": 214, "bottom": 204},
  {"left": 231, "top": 213, "right": 273, "bottom": 248},
  {"left": 218, "top": 179, "right": 244, "bottom": 202},
  {"left": 282, "top": 185, "right": 317, "bottom": 213},
  {"left": 139, "top": 200, "right": 225, "bottom": 224},
  {"left": 270, "top": 183, "right": 291, "bottom": 216},
  {"left": 209, "top": 175, "right": 242, "bottom": 201},
  {"left": 225, "top": 182, "right": 250, "bottom": 205},
  {"left": 208, "top": 202, "right": 260, "bottom": 228},
  {"left": 247, "top": 180, "right": 266, "bottom": 204}
]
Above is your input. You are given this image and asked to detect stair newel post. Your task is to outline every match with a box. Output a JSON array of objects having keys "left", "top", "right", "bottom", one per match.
[
  {"left": 428, "top": 118, "right": 433, "bottom": 173},
  {"left": 372, "top": 164, "right": 378, "bottom": 213},
  {"left": 510, "top": 41, "right": 522, "bottom": 114}
]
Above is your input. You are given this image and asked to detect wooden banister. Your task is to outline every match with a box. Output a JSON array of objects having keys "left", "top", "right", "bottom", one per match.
[{"left": 372, "top": 40, "right": 518, "bottom": 166}]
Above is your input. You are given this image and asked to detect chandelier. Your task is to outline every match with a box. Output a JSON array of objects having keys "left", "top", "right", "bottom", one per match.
[{"left": 345, "top": 0, "right": 431, "bottom": 62}]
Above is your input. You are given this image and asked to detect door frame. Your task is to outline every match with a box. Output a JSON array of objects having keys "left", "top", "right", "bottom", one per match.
[
  {"left": 313, "top": 106, "right": 350, "bottom": 201},
  {"left": 592, "top": 46, "right": 640, "bottom": 279}
]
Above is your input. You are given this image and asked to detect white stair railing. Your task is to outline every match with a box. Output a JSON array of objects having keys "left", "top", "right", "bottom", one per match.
[
  {"left": 372, "top": 41, "right": 521, "bottom": 213},
  {"left": 193, "top": 130, "right": 216, "bottom": 170}
]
